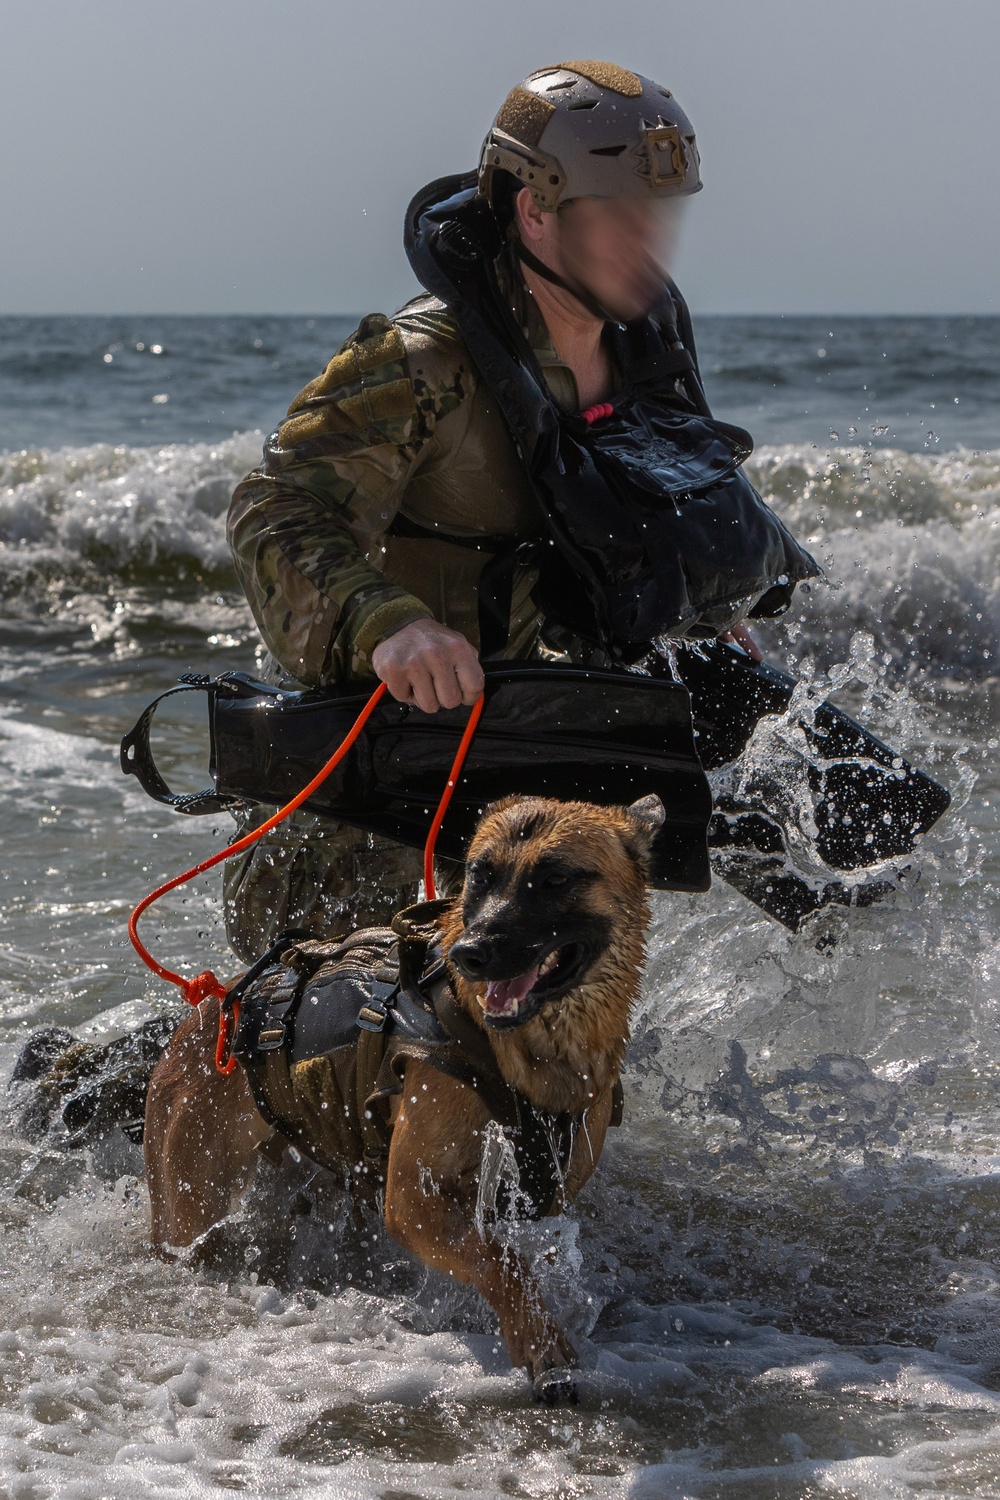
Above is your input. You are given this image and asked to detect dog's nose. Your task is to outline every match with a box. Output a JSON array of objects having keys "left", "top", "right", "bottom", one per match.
[{"left": 449, "top": 936, "right": 496, "bottom": 978}]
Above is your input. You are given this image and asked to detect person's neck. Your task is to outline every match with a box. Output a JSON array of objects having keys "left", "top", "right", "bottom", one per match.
[{"left": 519, "top": 260, "right": 613, "bottom": 409}]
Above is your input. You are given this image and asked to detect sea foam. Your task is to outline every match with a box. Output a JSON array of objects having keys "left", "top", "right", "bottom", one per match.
[{"left": 1, "top": 434, "right": 996, "bottom": 674}]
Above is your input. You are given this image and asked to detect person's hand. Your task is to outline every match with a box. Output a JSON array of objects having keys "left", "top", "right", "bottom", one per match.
[
  {"left": 720, "top": 622, "right": 763, "bottom": 662},
  {"left": 371, "top": 618, "right": 485, "bottom": 713}
]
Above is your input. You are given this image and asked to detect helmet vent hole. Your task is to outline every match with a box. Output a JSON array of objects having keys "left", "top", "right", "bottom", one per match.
[
  {"left": 589, "top": 144, "right": 627, "bottom": 157},
  {"left": 568, "top": 99, "right": 599, "bottom": 110}
]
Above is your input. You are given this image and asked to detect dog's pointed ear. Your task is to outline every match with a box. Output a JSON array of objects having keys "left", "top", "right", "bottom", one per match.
[
  {"left": 621, "top": 794, "right": 666, "bottom": 863},
  {"left": 627, "top": 794, "right": 666, "bottom": 835}
]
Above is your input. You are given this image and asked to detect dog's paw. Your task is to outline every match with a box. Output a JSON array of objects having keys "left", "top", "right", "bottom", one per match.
[{"left": 533, "top": 1367, "right": 579, "bottom": 1406}]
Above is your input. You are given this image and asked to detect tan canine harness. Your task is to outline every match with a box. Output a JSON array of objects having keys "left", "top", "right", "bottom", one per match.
[{"left": 230, "top": 901, "right": 622, "bottom": 1219}]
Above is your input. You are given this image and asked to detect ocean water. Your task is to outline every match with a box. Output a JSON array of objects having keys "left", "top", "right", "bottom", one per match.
[{"left": 0, "top": 314, "right": 999, "bottom": 1499}]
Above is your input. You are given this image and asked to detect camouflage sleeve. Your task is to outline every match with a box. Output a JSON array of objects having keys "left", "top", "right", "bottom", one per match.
[{"left": 229, "top": 312, "right": 447, "bottom": 687}]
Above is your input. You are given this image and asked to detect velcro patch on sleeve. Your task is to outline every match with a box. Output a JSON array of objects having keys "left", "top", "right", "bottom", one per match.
[{"left": 275, "top": 314, "right": 419, "bottom": 455}]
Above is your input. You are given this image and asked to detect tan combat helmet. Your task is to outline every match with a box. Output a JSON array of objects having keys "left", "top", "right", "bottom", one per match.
[{"left": 479, "top": 60, "right": 702, "bottom": 213}]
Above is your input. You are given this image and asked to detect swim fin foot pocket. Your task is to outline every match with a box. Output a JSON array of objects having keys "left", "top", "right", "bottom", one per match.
[{"left": 120, "top": 649, "right": 949, "bottom": 932}]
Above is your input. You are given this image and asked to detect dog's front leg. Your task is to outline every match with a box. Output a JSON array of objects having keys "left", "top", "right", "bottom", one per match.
[{"left": 383, "top": 1059, "right": 576, "bottom": 1398}]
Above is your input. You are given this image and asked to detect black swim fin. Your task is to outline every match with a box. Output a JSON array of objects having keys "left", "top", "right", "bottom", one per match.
[{"left": 667, "top": 641, "right": 950, "bottom": 929}]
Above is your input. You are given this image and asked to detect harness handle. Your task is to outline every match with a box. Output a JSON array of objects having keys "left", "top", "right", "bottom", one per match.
[{"left": 127, "top": 681, "right": 485, "bottom": 1072}]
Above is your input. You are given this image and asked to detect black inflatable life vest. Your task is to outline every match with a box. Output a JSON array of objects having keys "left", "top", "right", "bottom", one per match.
[{"left": 404, "top": 173, "right": 820, "bottom": 663}]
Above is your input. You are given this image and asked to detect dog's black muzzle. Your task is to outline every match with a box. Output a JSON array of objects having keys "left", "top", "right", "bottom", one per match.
[{"left": 449, "top": 916, "right": 610, "bottom": 1030}]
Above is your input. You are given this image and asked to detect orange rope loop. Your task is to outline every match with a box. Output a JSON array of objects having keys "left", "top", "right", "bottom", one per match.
[
  {"left": 127, "top": 681, "right": 485, "bottom": 1072},
  {"left": 128, "top": 681, "right": 388, "bottom": 1072}
]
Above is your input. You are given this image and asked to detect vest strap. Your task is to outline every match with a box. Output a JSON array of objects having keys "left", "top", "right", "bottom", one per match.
[{"left": 386, "top": 512, "right": 540, "bottom": 658}]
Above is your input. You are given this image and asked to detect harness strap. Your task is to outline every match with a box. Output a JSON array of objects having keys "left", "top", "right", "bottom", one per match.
[
  {"left": 430, "top": 987, "right": 522, "bottom": 1129},
  {"left": 388, "top": 512, "right": 515, "bottom": 554},
  {"left": 387, "top": 511, "right": 540, "bottom": 659},
  {"left": 429, "top": 986, "right": 576, "bottom": 1217},
  {"left": 236, "top": 905, "right": 594, "bottom": 1218},
  {"left": 356, "top": 1027, "right": 389, "bottom": 1161}
]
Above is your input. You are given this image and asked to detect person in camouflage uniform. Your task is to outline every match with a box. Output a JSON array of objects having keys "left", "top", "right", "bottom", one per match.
[
  {"left": 224, "top": 289, "right": 576, "bottom": 958},
  {"left": 224, "top": 59, "right": 739, "bottom": 962}
]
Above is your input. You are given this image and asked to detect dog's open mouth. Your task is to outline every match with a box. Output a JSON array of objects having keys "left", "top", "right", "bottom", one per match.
[{"left": 479, "top": 942, "right": 590, "bottom": 1029}]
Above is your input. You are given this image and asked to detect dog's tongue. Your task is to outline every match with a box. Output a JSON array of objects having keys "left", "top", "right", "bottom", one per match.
[{"left": 483, "top": 966, "right": 540, "bottom": 1016}]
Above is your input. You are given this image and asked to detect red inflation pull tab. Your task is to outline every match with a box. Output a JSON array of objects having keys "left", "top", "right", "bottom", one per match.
[
  {"left": 581, "top": 402, "right": 614, "bottom": 425},
  {"left": 215, "top": 1000, "right": 241, "bottom": 1076}
]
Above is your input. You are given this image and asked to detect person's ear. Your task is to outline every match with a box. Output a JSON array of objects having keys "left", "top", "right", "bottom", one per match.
[{"left": 514, "top": 186, "right": 547, "bottom": 245}]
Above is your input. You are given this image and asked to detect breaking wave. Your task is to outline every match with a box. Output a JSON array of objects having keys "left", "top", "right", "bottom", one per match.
[
  {"left": 749, "top": 445, "right": 1000, "bottom": 675},
  {"left": 0, "top": 434, "right": 261, "bottom": 596},
  {"left": 1, "top": 434, "right": 997, "bottom": 676}
]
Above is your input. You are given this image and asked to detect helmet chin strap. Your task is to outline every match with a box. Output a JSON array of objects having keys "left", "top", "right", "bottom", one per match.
[{"left": 514, "top": 240, "right": 621, "bottom": 325}]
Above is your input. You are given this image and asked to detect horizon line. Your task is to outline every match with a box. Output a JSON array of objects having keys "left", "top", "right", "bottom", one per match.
[{"left": 1, "top": 309, "right": 997, "bottom": 320}]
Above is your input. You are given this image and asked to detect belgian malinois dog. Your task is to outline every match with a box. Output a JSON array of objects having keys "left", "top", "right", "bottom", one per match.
[{"left": 145, "top": 793, "right": 663, "bottom": 1399}]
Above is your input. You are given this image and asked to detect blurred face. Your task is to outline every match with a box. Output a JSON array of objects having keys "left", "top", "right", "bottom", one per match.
[{"left": 519, "top": 192, "right": 685, "bottom": 322}]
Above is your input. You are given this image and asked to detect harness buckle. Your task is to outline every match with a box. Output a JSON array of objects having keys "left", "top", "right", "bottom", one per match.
[
  {"left": 357, "top": 1003, "right": 388, "bottom": 1033},
  {"left": 357, "top": 979, "right": 398, "bottom": 1032},
  {"left": 257, "top": 1024, "right": 287, "bottom": 1050}
]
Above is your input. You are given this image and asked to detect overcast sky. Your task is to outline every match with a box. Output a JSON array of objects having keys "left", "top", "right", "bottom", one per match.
[{"left": 2, "top": 0, "right": 998, "bottom": 315}]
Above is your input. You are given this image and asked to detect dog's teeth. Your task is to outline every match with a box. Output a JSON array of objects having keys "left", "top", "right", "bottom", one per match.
[{"left": 539, "top": 949, "right": 561, "bottom": 977}]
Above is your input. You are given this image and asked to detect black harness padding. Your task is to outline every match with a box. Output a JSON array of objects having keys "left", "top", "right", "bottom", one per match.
[
  {"left": 230, "top": 901, "right": 610, "bottom": 1219},
  {"left": 403, "top": 173, "right": 820, "bottom": 662}
]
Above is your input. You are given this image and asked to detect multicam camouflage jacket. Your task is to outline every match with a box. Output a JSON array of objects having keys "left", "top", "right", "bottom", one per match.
[{"left": 229, "top": 289, "right": 583, "bottom": 688}]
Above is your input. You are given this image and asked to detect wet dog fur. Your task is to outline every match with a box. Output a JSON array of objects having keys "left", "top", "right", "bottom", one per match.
[{"left": 144, "top": 793, "right": 663, "bottom": 1400}]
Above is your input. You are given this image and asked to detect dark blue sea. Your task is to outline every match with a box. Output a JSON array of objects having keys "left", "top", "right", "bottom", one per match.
[
  {"left": 2, "top": 313, "right": 996, "bottom": 452},
  {"left": 1, "top": 313, "right": 999, "bottom": 1498}
]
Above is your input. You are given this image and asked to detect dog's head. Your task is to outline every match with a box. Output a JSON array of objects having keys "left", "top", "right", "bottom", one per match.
[{"left": 444, "top": 794, "right": 663, "bottom": 1030}]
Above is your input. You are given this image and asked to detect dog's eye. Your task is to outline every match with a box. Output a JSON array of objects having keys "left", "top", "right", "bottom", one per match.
[
  {"left": 541, "top": 871, "right": 570, "bottom": 889},
  {"left": 465, "top": 859, "right": 494, "bottom": 890}
]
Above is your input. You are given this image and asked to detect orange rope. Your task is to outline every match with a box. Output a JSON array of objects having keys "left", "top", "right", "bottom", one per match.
[
  {"left": 423, "top": 694, "right": 486, "bottom": 899},
  {"left": 128, "top": 681, "right": 388, "bottom": 1072},
  {"left": 128, "top": 680, "right": 486, "bottom": 1073}
]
